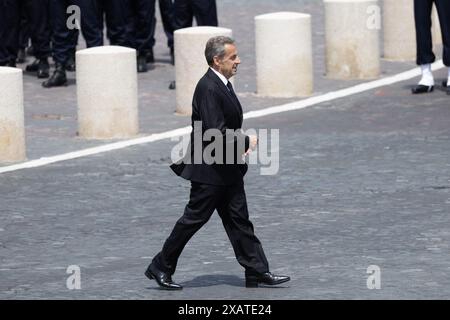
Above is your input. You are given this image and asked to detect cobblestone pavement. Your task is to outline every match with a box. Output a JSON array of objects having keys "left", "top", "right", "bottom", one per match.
[{"left": 1, "top": 0, "right": 450, "bottom": 299}]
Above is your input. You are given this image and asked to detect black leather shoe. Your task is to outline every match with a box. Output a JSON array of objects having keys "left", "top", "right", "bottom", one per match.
[
  {"left": 137, "top": 55, "right": 148, "bottom": 73},
  {"left": 26, "top": 59, "right": 40, "bottom": 72},
  {"left": 245, "top": 272, "right": 290, "bottom": 288},
  {"left": 145, "top": 263, "right": 182, "bottom": 290},
  {"left": 37, "top": 59, "right": 50, "bottom": 79},
  {"left": 42, "top": 63, "right": 67, "bottom": 88},
  {"left": 411, "top": 84, "right": 434, "bottom": 94},
  {"left": 169, "top": 80, "right": 176, "bottom": 90}
]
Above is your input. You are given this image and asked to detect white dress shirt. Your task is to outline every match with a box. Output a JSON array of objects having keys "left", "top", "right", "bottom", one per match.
[{"left": 210, "top": 67, "right": 229, "bottom": 88}]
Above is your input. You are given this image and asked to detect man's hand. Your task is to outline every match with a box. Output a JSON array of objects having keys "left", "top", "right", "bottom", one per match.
[{"left": 244, "top": 135, "right": 258, "bottom": 156}]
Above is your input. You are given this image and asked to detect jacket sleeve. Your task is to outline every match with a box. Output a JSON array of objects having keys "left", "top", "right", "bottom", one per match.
[{"left": 198, "top": 88, "right": 250, "bottom": 158}]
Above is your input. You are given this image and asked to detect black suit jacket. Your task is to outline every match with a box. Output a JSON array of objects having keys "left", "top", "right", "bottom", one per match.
[{"left": 171, "top": 68, "right": 250, "bottom": 186}]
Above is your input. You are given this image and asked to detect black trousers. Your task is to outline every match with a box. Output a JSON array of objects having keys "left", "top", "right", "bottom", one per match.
[
  {"left": 126, "top": 0, "right": 157, "bottom": 54},
  {"left": 173, "top": 0, "right": 218, "bottom": 30},
  {"left": 414, "top": 0, "right": 450, "bottom": 66},
  {"left": 152, "top": 181, "right": 269, "bottom": 276},
  {"left": 48, "top": 0, "right": 82, "bottom": 65},
  {"left": 0, "top": 0, "right": 51, "bottom": 64},
  {"left": 79, "top": 0, "right": 128, "bottom": 47},
  {"left": 158, "top": 0, "right": 175, "bottom": 49}
]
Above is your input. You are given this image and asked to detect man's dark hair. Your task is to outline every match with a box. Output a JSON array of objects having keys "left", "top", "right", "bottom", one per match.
[{"left": 205, "top": 36, "right": 235, "bottom": 66}]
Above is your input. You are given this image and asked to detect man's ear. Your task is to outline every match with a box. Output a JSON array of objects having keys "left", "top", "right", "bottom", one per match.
[{"left": 213, "top": 56, "right": 221, "bottom": 68}]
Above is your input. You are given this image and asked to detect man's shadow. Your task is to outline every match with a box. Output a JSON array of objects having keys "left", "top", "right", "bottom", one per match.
[
  {"left": 146, "top": 274, "right": 290, "bottom": 290},
  {"left": 180, "top": 274, "right": 244, "bottom": 288}
]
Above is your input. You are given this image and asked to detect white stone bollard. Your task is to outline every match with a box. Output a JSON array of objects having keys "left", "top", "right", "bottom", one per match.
[
  {"left": 174, "top": 26, "right": 232, "bottom": 116},
  {"left": 76, "top": 46, "right": 139, "bottom": 139},
  {"left": 0, "top": 67, "right": 26, "bottom": 163},
  {"left": 383, "top": 0, "right": 416, "bottom": 61},
  {"left": 255, "top": 12, "right": 313, "bottom": 97},
  {"left": 324, "top": 0, "right": 380, "bottom": 79}
]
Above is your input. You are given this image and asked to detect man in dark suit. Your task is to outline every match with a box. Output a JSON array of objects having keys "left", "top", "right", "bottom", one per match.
[
  {"left": 412, "top": 0, "right": 450, "bottom": 95},
  {"left": 145, "top": 36, "right": 290, "bottom": 290}
]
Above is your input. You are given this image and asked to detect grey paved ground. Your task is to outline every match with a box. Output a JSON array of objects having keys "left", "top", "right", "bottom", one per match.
[{"left": 1, "top": 0, "right": 450, "bottom": 300}]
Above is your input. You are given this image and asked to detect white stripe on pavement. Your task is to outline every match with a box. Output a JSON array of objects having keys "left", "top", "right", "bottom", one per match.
[{"left": 0, "top": 60, "right": 444, "bottom": 174}]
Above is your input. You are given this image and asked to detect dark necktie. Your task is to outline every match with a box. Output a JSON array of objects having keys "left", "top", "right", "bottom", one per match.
[{"left": 227, "top": 81, "right": 239, "bottom": 103}]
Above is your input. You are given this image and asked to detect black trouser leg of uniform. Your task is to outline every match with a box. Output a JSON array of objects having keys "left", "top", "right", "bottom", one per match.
[
  {"left": 414, "top": 0, "right": 435, "bottom": 65},
  {"left": 49, "top": 0, "right": 74, "bottom": 64},
  {"left": 127, "top": 0, "right": 156, "bottom": 54},
  {"left": 216, "top": 182, "right": 269, "bottom": 276},
  {"left": 75, "top": 0, "right": 103, "bottom": 47},
  {"left": 159, "top": 0, "right": 175, "bottom": 48},
  {"left": 19, "top": 6, "right": 30, "bottom": 50},
  {"left": 173, "top": 0, "right": 193, "bottom": 30},
  {"left": 0, "top": 0, "right": 21, "bottom": 65},
  {"left": 102, "top": 0, "right": 128, "bottom": 46},
  {"left": 434, "top": 0, "right": 450, "bottom": 66},
  {"left": 192, "top": 0, "right": 217, "bottom": 26},
  {"left": 23, "top": 0, "right": 51, "bottom": 60}
]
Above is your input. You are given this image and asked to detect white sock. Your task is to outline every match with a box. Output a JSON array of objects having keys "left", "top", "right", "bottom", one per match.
[
  {"left": 447, "top": 67, "right": 450, "bottom": 87},
  {"left": 418, "top": 64, "right": 434, "bottom": 86}
]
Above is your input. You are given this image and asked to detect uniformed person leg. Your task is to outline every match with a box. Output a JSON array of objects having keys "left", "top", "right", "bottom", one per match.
[
  {"left": 173, "top": 0, "right": 194, "bottom": 30},
  {"left": 65, "top": 29, "right": 79, "bottom": 72},
  {"left": 75, "top": 0, "right": 104, "bottom": 47},
  {"left": 0, "top": 0, "right": 21, "bottom": 67},
  {"left": 434, "top": 0, "right": 450, "bottom": 93},
  {"left": 103, "top": 0, "right": 128, "bottom": 46},
  {"left": 412, "top": 0, "right": 435, "bottom": 94},
  {"left": 134, "top": 0, "right": 156, "bottom": 72},
  {"left": 24, "top": 0, "right": 51, "bottom": 78},
  {"left": 192, "top": 0, "right": 217, "bottom": 26},
  {"left": 159, "top": 0, "right": 175, "bottom": 64},
  {"left": 17, "top": 5, "right": 30, "bottom": 63},
  {"left": 43, "top": 0, "right": 70, "bottom": 88}
]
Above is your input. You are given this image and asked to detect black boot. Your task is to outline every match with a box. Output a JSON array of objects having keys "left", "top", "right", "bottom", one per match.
[
  {"left": 37, "top": 58, "right": 50, "bottom": 79},
  {"left": 42, "top": 63, "right": 67, "bottom": 88},
  {"left": 137, "top": 54, "right": 148, "bottom": 73},
  {"left": 25, "top": 58, "right": 40, "bottom": 72}
]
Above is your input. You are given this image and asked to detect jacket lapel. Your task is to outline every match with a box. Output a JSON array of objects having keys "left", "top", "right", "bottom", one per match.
[{"left": 206, "top": 69, "right": 243, "bottom": 122}]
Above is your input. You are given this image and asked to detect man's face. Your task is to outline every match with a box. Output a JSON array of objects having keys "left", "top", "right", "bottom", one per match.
[{"left": 215, "top": 44, "right": 241, "bottom": 80}]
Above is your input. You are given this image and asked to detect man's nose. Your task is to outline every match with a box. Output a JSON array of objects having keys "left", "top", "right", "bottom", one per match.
[{"left": 236, "top": 56, "right": 241, "bottom": 64}]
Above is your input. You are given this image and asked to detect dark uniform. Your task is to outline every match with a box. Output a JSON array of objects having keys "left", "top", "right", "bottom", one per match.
[
  {"left": 159, "top": 0, "right": 176, "bottom": 57},
  {"left": 0, "top": 0, "right": 51, "bottom": 75},
  {"left": 126, "top": 0, "right": 157, "bottom": 72},
  {"left": 44, "top": 0, "right": 128, "bottom": 88},
  {"left": 414, "top": 0, "right": 450, "bottom": 66},
  {"left": 167, "top": 0, "right": 217, "bottom": 89},
  {"left": 173, "top": 0, "right": 218, "bottom": 30},
  {"left": 412, "top": 0, "right": 450, "bottom": 94}
]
